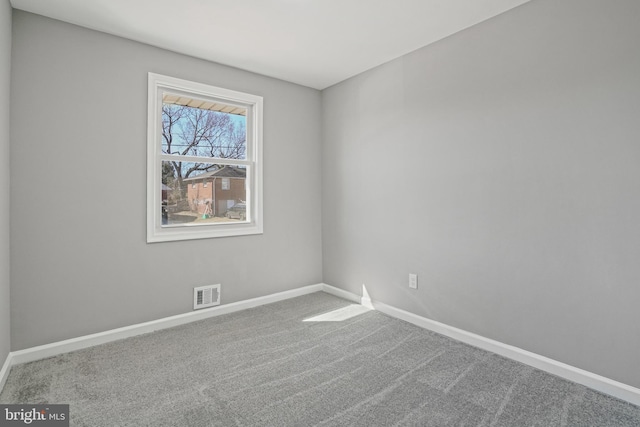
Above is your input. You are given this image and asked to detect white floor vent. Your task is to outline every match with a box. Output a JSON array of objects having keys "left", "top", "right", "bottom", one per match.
[{"left": 193, "top": 284, "right": 221, "bottom": 310}]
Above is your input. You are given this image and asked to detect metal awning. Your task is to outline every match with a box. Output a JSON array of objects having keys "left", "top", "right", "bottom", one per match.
[{"left": 163, "top": 93, "right": 246, "bottom": 116}]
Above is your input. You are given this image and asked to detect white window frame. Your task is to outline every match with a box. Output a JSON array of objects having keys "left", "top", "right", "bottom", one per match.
[{"left": 147, "top": 73, "right": 263, "bottom": 243}]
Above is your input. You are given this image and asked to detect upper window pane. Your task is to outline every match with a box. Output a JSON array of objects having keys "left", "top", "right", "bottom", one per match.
[{"left": 161, "top": 94, "right": 247, "bottom": 160}]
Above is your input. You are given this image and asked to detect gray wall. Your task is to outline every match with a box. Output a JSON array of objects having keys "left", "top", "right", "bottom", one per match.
[
  {"left": 322, "top": 0, "right": 640, "bottom": 388},
  {"left": 0, "top": 0, "right": 11, "bottom": 365},
  {"left": 8, "top": 0, "right": 640, "bottom": 391},
  {"left": 10, "top": 11, "right": 323, "bottom": 350}
]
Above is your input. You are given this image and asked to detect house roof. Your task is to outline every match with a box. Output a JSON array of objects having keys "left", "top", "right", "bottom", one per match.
[{"left": 182, "top": 165, "right": 246, "bottom": 182}]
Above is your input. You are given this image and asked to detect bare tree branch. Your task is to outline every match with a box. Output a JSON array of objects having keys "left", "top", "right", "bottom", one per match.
[{"left": 162, "top": 104, "right": 246, "bottom": 201}]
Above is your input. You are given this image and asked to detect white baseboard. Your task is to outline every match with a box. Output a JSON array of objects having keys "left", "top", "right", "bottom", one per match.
[
  {"left": 365, "top": 295, "right": 640, "bottom": 407},
  {"left": 9, "top": 283, "right": 325, "bottom": 367},
  {"left": 0, "top": 351, "right": 11, "bottom": 393},
  {"left": 321, "top": 284, "right": 640, "bottom": 406},
  {"left": 320, "top": 283, "right": 361, "bottom": 303},
  {"left": 4, "top": 282, "right": 640, "bottom": 407}
]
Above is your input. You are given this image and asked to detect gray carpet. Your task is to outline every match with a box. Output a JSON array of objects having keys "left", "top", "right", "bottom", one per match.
[{"left": 2, "top": 292, "right": 640, "bottom": 426}]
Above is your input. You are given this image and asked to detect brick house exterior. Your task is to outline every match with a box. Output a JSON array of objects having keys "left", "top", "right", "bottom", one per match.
[{"left": 183, "top": 166, "right": 246, "bottom": 216}]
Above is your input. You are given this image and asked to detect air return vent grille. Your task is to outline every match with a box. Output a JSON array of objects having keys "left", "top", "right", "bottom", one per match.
[{"left": 193, "top": 284, "right": 221, "bottom": 310}]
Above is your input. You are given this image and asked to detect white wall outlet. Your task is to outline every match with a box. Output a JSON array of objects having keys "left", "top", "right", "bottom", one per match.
[{"left": 409, "top": 273, "right": 418, "bottom": 289}]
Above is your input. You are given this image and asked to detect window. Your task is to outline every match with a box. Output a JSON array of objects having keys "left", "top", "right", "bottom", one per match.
[{"left": 147, "top": 73, "right": 263, "bottom": 242}]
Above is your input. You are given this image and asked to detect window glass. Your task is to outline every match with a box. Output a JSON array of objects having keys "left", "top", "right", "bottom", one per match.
[{"left": 147, "top": 73, "right": 262, "bottom": 242}]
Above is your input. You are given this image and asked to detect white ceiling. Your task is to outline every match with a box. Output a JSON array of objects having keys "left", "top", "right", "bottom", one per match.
[{"left": 10, "top": 0, "right": 531, "bottom": 90}]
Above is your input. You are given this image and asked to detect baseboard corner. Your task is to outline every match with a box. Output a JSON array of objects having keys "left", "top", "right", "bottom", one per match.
[
  {"left": 0, "top": 351, "right": 11, "bottom": 394},
  {"left": 320, "top": 283, "right": 361, "bottom": 303}
]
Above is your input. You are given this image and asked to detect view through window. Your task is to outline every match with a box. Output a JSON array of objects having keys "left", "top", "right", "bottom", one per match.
[{"left": 147, "top": 74, "right": 263, "bottom": 242}]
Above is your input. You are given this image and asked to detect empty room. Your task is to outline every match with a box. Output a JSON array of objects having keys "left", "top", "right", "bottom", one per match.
[{"left": 1, "top": 0, "right": 640, "bottom": 425}]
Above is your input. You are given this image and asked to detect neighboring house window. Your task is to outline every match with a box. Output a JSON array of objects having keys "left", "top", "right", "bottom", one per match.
[
  {"left": 203, "top": 181, "right": 208, "bottom": 188},
  {"left": 147, "top": 73, "right": 263, "bottom": 242}
]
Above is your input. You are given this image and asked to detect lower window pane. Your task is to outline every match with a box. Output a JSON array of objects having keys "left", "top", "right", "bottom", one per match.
[{"left": 161, "top": 161, "right": 247, "bottom": 226}]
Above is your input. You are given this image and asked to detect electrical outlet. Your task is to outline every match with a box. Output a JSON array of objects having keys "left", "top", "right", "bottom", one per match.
[{"left": 409, "top": 273, "right": 418, "bottom": 289}]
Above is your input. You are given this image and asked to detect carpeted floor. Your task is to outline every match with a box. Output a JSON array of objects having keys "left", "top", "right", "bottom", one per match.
[{"left": 2, "top": 292, "right": 640, "bottom": 426}]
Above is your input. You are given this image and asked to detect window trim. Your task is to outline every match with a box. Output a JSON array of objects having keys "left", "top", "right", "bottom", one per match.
[
  {"left": 221, "top": 178, "right": 230, "bottom": 190},
  {"left": 146, "top": 73, "right": 263, "bottom": 243}
]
